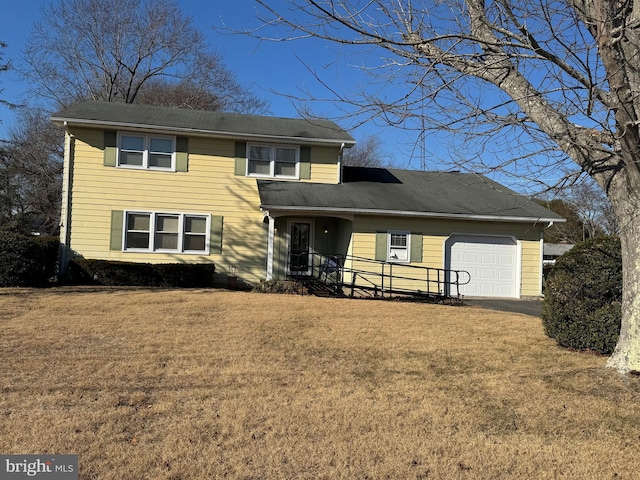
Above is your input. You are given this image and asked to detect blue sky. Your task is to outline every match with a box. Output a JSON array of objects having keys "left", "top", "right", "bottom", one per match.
[{"left": 0, "top": 0, "right": 426, "bottom": 168}]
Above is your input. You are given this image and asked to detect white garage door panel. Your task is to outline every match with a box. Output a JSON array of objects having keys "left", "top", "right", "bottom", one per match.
[{"left": 447, "top": 236, "right": 518, "bottom": 298}]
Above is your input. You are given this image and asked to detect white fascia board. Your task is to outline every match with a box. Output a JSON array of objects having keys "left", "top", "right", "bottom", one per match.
[
  {"left": 50, "top": 117, "right": 356, "bottom": 147},
  {"left": 260, "top": 204, "right": 565, "bottom": 224}
]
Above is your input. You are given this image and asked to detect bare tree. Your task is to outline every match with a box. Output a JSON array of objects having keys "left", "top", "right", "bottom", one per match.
[
  {"left": 570, "top": 179, "right": 619, "bottom": 237},
  {"left": 537, "top": 198, "right": 592, "bottom": 244},
  {"left": 0, "top": 41, "right": 18, "bottom": 122},
  {"left": 22, "top": 0, "right": 267, "bottom": 113},
  {"left": 0, "top": 42, "right": 9, "bottom": 108},
  {"left": 343, "top": 135, "right": 388, "bottom": 167},
  {"left": 1, "top": 109, "right": 64, "bottom": 235},
  {"left": 539, "top": 178, "right": 617, "bottom": 242},
  {"left": 244, "top": 1, "right": 640, "bottom": 373}
]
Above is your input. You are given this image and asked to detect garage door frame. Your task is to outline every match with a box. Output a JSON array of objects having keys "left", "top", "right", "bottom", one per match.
[{"left": 444, "top": 234, "right": 521, "bottom": 299}]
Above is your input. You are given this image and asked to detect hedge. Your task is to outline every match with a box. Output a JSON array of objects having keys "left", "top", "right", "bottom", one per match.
[
  {"left": 0, "top": 232, "right": 59, "bottom": 287},
  {"left": 69, "top": 258, "right": 216, "bottom": 288},
  {"left": 542, "top": 236, "right": 621, "bottom": 354}
]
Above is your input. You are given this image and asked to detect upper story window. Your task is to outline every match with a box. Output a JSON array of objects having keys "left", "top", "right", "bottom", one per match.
[
  {"left": 247, "top": 144, "right": 299, "bottom": 179},
  {"left": 118, "top": 133, "right": 175, "bottom": 171},
  {"left": 388, "top": 232, "right": 410, "bottom": 263}
]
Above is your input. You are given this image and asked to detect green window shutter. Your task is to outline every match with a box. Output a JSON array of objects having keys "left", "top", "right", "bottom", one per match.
[
  {"left": 210, "top": 215, "right": 223, "bottom": 254},
  {"left": 175, "top": 136, "right": 189, "bottom": 172},
  {"left": 375, "top": 232, "right": 388, "bottom": 261},
  {"left": 110, "top": 210, "right": 124, "bottom": 250},
  {"left": 104, "top": 131, "right": 117, "bottom": 167},
  {"left": 234, "top": 141, "right": 247, "bottom": 176},
  {"left": 410, "top": 233, "right": 423, "bottom": 263},
  {"left": 299, "top": 146, "right": 311, "bottom": 180}
]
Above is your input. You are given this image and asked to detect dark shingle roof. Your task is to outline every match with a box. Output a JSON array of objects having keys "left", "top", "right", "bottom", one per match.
[
  {"left": 258, "top": 167, "right": 564, "bottom": 222},
  {"left": 51, "top": 101, "right": 355, "bottom": 145},
  {"left": 543, "top": 243, "right": 575, "bottom": 256}
]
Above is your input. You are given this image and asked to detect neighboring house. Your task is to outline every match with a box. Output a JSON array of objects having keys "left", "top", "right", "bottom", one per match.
[
  {"left": 543, "top": 243, "right": 575, "bottom": 266},
  {"left": 52, "top": 101, "right": 564, "bottom": 298}
]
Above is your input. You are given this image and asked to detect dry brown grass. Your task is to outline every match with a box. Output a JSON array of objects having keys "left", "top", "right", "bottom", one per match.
[{"left": 1, "top": 288, "right": 640, "bottom": 479}]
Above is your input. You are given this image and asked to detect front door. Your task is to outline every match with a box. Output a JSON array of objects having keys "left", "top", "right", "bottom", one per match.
[{"left": 289, "top": 221, "right": 312, "bottom": 274}]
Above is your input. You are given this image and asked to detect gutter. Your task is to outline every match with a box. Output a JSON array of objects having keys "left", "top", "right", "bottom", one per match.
[
  {"left": 260, "top": 204, "right": 564, "bottom": 224},
  {"left": 50, "top": 117, "right": 356, "bottom": 147}
]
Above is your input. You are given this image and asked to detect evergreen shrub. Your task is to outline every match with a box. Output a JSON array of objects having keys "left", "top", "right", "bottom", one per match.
[
  {"left": 542, "top": 236, "right": 622, "bottom": 354},
  {"left": 34, "top": 236, "right": 61, "bottom": 281},
  {"left": 0, "top": 231, "right": 52, "bottom": 286},
  {"left": 69, "top": 258, "right": 216, "bottom": 287}
]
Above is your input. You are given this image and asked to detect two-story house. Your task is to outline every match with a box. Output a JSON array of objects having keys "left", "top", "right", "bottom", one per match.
[{"left": 52, "top": 101, "right": 562, "bottom": 298}]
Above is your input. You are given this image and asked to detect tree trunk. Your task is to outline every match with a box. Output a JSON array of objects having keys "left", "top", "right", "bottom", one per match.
[{"left": 606, "top": 188, "right": 640, "bottom": 373}]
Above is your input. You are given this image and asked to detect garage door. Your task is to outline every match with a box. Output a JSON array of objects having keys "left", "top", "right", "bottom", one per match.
[{"left": 446, "top": 235, "right": 518, "bottom": 298}]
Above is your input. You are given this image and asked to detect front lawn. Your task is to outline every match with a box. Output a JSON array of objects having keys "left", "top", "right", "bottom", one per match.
[{"left": 1, "top": 288, "right": 639, "bottom": 479}]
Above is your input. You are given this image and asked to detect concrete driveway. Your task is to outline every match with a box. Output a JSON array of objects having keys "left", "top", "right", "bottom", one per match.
[{"left": 462, "top": 297, "right": 543, "bottom": 317}]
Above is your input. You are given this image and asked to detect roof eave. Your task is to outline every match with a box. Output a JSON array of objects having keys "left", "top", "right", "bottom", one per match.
[
  {"left": 51, "top": 116, "right": 356, "bottom": 146},
  {"left": 260, "top": 204, "right": 565, "bottom": 223}
]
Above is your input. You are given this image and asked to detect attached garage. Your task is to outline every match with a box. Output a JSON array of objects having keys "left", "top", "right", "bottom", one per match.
[{"left": 446, "top": 235, "right": 519, "bottom": 298}]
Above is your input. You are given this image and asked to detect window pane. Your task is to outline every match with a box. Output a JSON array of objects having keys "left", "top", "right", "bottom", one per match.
[
  {"left": 120, "top": 151, "right": 144, "bottom": 166},
  {"left": 249, "top": 145, "right": 271, "bottom": 160},
  {"left": 121, "top": 135, "right": 144, "bottom": 151},
  {"left": 185, "top": 216, "right": 207, "bottom": 234},
  {"left": 184, "top": 234, "right": 206, "bottom": 251},
  {"left": 149, "top": 153, "right": 172, "bottom": 168},
  {"left": 156, "top": 215, "right": 179, "bottom": 232},
  {"left": 389, "top": 247, "right": 408, "bottom": 261},
  {"left": 150, "top": 137, "right": 173, "bottom": 153},
  {"left": 126, "top": 232, "right": 150, "bottom": 249},
  {"left": 390, "top": 234, "right": 407, "bottom": 247},
  {"left": 275, "top": 147, "right": 296, "bottom": 162},
  {"left": 275, "top": 161, "right": 296, "bottom": 177},
  {"left": 249, "top": 160, "right": 271, "bottom": 175},
  {"left": 128, "top": 214, "right": 150, "bottom": 231},
  {"left": 155, "top": 233, "right": 179, "bottom": 250}
]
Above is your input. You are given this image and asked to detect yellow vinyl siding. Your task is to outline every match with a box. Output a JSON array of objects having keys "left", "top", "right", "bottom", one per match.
[
  {"left": 520, "top": 240, "right": 542, "bottom": 296},
  {"left": 306, "top": 146, "right": 340, "bottom": 184}
]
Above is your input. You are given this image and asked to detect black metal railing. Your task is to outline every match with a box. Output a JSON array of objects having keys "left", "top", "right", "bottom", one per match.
[{"left": 287, "top": 252, "right": 470, "bottom": 300}]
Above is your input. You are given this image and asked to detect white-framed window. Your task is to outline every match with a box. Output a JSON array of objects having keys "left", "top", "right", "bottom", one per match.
[
  {"left": 124, "top": 211, "right": 210, "bottom": 253},
  {"left": 388, "top": 231, "right": 410, "bottom": 263},
  {"left": 247, "top": 143, "right": 299, "bottom": 178},
  {"left": 118, "top": 133, "right": 176, "bottom": 170}
]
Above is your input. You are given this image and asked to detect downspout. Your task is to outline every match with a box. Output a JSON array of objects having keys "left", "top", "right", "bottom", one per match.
[
  {"left": 338, "top": 142, "right": 345, "bottom": 184},
  {"left": 539, "top": 221, "right": 555, "bottom": 296},
  {"left": 59, "top": 122, "right": 75, "bottom": 277}
]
